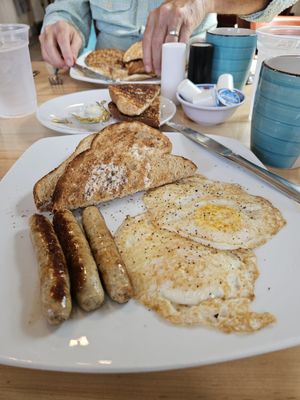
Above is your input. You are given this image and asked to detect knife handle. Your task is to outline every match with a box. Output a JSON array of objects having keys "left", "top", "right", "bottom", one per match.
[{"left": 228, "top": 154, "right": 300, "bottom": 204}]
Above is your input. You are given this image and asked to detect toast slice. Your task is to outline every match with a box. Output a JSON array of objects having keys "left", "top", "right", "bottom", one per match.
[
  {"left": 51, "top": 122, "right": 197, "bottom": 211},
  {"left": 109, "top": 84, "right": 160, "bottom": 116},
  {"left": 85, "top": 48, "right": 127, "bottom": 80},
  {"left": 108, "top": 97, "right": 160, "bottom": 128},
  {"left": 123, "top": 41, "right": 150, "bottom": 76},
  {"left": 33, "top": 133, "right": 97, "bottom": 211},
  {"left": 123, "top": 41, "right": 143, "bottom": 63},
  {"left": 84, "top": 46, "right": 153, "bottom": 81},
  {"left": 33, "top": 121, "right": 170, "bottom": 211}
]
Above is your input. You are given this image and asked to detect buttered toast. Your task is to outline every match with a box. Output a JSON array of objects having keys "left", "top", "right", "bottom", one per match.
[
  {"left": 49, "top": 121, "right": 196, "bottom": 211},
  {"left": 33, "top": 122, "right": 172, "bottom": 211}
]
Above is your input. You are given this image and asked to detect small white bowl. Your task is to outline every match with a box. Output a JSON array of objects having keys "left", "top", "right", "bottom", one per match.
[{"left": 176, "top": 86, "right": 245, "bottom": 126}]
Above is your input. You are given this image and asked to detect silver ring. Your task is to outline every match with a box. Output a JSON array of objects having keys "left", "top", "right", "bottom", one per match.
[{"left": 168, "top": 29, "right": 179, "bottom": 37}]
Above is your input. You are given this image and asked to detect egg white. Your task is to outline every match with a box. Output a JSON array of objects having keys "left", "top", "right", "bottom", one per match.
[
  {"left": 115, "top": 213, "right": 275, "bottom": 333},
  {"left": 143, "top": 175, "right": 286, "bottom": 250}
]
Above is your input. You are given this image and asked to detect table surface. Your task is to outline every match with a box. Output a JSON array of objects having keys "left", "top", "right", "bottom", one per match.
[{"left": 0, "top": 61, "right": 300, "bottom": 400}]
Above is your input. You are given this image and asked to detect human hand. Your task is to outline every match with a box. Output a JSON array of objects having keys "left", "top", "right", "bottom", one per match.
[
  {"left": 143, "top": 0, "right": 208, "bottom": 76},
  {"left": 39, "top": 21, "right": 83, "bottom": 69}
]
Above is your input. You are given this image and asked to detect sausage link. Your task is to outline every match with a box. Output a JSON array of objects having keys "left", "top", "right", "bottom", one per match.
[
  {"left": 82, "top": 206, "right": 133, "bottom": 303},
  {"left": 29, "top": 214, "right": 72, "bottom": 325},
  {"left": 53, "top": 209, "right": 104, "bottom": 311}
]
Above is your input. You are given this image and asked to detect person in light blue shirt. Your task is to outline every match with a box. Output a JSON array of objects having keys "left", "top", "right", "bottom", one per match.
[{"left": 40, "top": 0, "right": 298, "bottom": 75}]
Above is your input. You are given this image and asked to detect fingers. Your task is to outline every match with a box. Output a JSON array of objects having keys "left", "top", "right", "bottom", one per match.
[
  {"left": 143, "top": 3, "right": 188, "bottom": 76},
  {"left": 143, "top": 0, "right": 206, "bottom": 76},
  {"left": 70, "top": 32, "right": 83, "bottom": 62},
  {"left": 40, "top": 30, "right": 66, "bottom": 68},
  {"left": 143, "top": 11, "right": 155, "bottom": 74},
  {"left": 39, "top": 21, "right": 82, "bottom": 68},
  {"left": 165, "top": 27, "right": 181, "bottom": 43},
  {"left": 179, "top": 24, "right": 193, "bottom": 44},
  {"left": 150, "top": 16, "right": 168, "bottom": 75},
  {"left": 56, "top": 32, "right": 74, "bottom": 67}
]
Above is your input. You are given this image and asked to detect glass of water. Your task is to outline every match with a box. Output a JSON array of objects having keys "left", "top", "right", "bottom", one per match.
[{"left": 0, "top": 24, "right": 37, "bottom": 118}]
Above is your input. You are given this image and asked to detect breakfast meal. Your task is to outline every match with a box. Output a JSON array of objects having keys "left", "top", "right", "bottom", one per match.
[
  {"left": 30, "top": 121, "right": 286, "bottom": 333},
  {"left": 115, "top": 213, "right": 275, "bottom": 333},
  {"left": 85, "top": 41, "right": 155, "bottom": 81},
  {"left": 82, "top": 206, "right": 133, "bottom": 304},
  {"left": 108, "top": 84, "right": 161, "bottom": 128},
  {"left": 53, "top": 209, "right": 105, "bottom": 312},
  {"left": 29, "top": 214, "right": 72, "bottom": 325},
  {"left": 143, "top": 175, "right": 286, "bottom": 250}
]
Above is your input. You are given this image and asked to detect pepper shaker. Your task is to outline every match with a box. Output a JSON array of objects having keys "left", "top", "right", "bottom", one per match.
[{"left": 187, "top": 42, "right": 214, "bottom": 84}]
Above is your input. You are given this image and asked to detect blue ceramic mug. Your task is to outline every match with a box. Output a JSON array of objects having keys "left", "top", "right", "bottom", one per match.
[
  {"left": 206, "top": 28, "right": 257, "bottom": 89},
  {"left": 251, "top": 55, "right": 300, "bottom": 169}
]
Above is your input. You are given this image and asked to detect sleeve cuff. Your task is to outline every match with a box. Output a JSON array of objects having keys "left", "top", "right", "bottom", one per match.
[{"left": 240, "top": 0, "right": 298, "bottom": 23}]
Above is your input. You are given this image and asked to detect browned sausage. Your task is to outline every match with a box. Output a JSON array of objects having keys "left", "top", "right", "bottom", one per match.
[
  {"left": 53, "top": 209, "right": 104, "bottom": 311},
  {"left": 82, "top": 206, "right": 133, "bottom": 303},
  {"left": 29, "top": 214, "right": 72, "bottom": 325}
]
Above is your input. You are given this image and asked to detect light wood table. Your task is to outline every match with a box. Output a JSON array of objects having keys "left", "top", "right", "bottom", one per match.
[{"left": 0, "top": 61, "right": 299, "bottom": 400}]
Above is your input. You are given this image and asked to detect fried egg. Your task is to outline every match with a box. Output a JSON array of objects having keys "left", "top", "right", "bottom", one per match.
[
  {"left": 143, "top": 175, "right": 286, "bottom": 250},
  {"left": 115, "top": 213, "right": 275, "bottom": 333}
]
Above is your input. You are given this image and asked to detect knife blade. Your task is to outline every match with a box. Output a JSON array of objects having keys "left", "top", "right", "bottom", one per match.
[
  {"left": 73, "top": 63, "right": 117, "bottom": 83},
  {"left": 166, "top": 121, "right": 300, "bottom": 204}
]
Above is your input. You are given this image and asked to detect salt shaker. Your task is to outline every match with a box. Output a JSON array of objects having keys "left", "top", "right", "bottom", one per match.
[{"left": 161, "top": 42, "right": 186, "bottom": 105}]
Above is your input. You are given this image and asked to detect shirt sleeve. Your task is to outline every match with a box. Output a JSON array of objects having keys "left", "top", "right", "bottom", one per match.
[
  {"left": 42, "top": 0, "right": 92, "bottom": 49},
  {"left": 240, "top": 0, "right": 298, "bottom": 22}
]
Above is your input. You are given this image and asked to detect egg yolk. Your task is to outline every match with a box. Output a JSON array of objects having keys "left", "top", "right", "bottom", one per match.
[{"left": 194, "top": 204, "right": 242, "bottom": 232}]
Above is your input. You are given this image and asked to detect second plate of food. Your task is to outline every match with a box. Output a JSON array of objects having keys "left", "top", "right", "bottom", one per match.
[{"left": 36, "top": 89, "right": 176, "bottom": 134}]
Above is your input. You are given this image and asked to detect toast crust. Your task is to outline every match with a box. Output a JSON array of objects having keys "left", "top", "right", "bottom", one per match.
[{"left": 33, "top": 134, "right": 97, "bottom": 211}]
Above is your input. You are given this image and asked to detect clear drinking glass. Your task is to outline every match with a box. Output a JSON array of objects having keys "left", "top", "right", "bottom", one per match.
[{"left": 0, "top": 24, "right": 37, "bottom": 118}]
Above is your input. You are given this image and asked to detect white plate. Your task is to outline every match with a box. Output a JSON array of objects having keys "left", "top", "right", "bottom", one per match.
[
  {"left": 70, "top": 51, "right": 161, "bottom": 85},
  {"left": 0, "top": 133, "right": 300, "bottom": 373},
  {"left": 36, "top": 89, "right": 176, "bottom": 134}
]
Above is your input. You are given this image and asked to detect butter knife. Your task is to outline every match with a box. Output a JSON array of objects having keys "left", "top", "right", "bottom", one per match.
[
  {"left": 166, "top": 121, "right": 300, "bottom": 204},
  {"left": 73, "top": 63, "right": 117, "bottom": 83}
]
